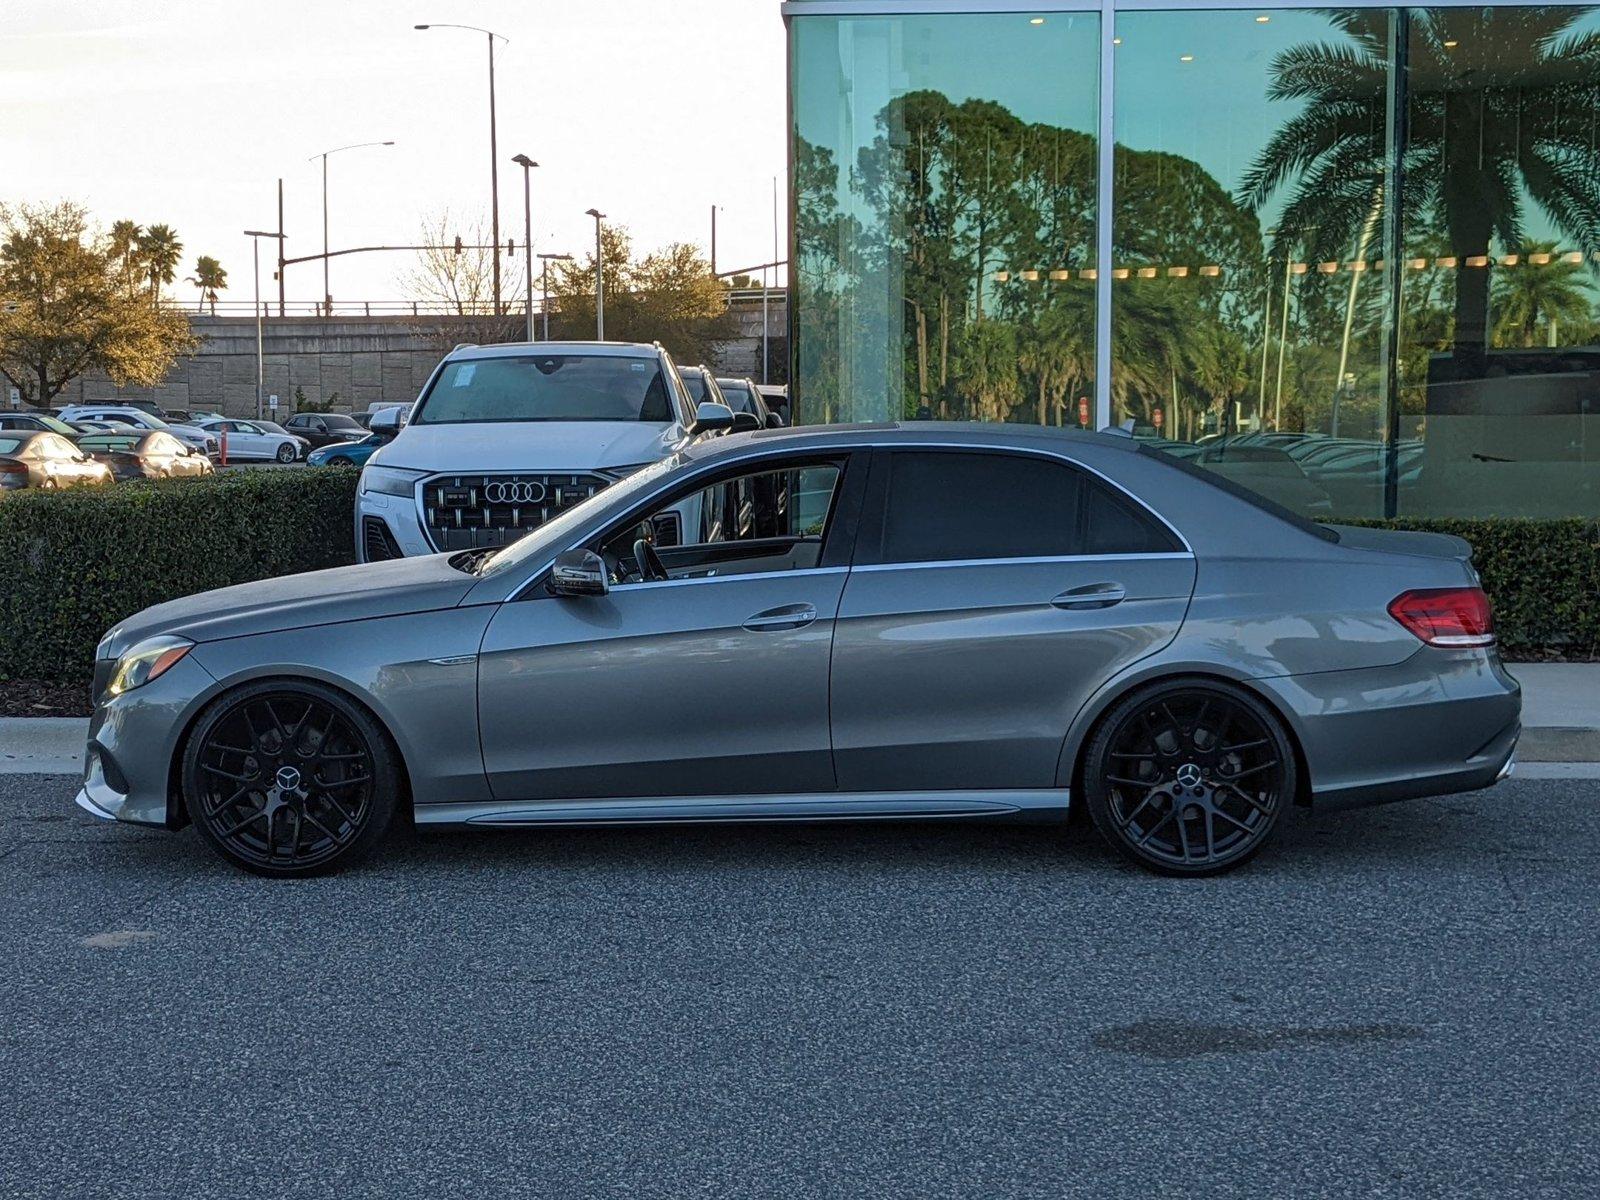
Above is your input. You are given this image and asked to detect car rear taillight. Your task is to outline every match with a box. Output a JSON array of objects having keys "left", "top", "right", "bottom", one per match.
[{"left": 1388, "top": 587, "right": 1495, "bottom": 648}]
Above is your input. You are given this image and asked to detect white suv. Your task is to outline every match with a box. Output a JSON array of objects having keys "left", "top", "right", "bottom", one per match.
[
  {"left": 356, "top": 341, "right": 704, "bottom": 561},
  {"left": 57, "top": 405, "right": 218, "bottom": 457}
]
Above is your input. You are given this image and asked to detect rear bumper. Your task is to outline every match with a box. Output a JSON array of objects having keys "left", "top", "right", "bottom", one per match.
[{"left": 1256, "top": 647, "right": 1522, "bottom": 813}]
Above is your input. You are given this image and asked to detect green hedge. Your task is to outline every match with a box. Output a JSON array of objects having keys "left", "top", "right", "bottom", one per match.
[
  {"left": 1346, "top": 517, "right": 1600, "bottom": 660},
  {"left": 0, "top": 469, "right": 359, "bottom": 684},
  {"left": 1, "top": 470, "right": 1595, "bottom": 685}
]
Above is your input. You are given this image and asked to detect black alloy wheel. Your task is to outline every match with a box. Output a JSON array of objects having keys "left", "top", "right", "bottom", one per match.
[
  {"left": 1082, "top": 681, "right": 1296, "bottom": 876},
  {"left": 183, "top": 681, "right": 399, "bottom": 877}
]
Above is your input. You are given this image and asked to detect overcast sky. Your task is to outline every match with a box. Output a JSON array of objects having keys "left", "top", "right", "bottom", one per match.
[{"left": 3, "top": 0, "right": 788, "bottom": 308}]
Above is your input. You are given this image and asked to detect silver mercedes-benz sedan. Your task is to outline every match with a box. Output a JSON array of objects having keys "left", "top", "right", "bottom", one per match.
[{"left": 78, "top": 422, "right": 1520, "bottom": 878}]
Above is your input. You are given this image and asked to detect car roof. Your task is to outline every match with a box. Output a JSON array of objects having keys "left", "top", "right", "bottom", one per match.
[
  {"left": 443, "top": 340, "right": 664, "bottom": 362},
  {"left": 681, "top": 421, "right": 1142, "bottom": 463}
]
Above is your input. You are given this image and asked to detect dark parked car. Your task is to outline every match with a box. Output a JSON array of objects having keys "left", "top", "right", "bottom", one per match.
[
  {"left": 78, "top": 431, "right": 214, "bottom": 481},
  {"left": 283, "top": 411, "right": 366, "bottom": 449},
  {"left": 0, "top": 431, "right": 114, "bottom": 490},
  {"left": 716, "top": 376, "right": 784, "bottom": 428}
]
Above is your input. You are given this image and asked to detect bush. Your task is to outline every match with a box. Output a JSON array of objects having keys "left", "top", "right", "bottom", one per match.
[
  {"left": 1345, "top": 517, "right": 1600, "bottom": 659},
  {"left": 0, "top": 469, "right": 359, "bottom": 684}
]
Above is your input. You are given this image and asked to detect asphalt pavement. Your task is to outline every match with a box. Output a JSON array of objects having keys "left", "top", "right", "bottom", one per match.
[{"left": 2, "top": 773, "right": 1597, "bottom": 1199}]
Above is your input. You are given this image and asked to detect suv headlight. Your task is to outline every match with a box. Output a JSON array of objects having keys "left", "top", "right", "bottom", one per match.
[
  {"left": 360, "top": 465, "right": 426, "bottom": 497},
  {"left": 107, "top": 635, "right": 193, "bottom": 697}
]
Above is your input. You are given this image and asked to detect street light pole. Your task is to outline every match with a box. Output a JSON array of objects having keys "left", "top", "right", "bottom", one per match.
[
  {"left": 512, "top": 154, "right": 539, "bottom": 341},
  {"left": 585, "top": 208, "right": 606, "bottom": 340},
  {"left": 309, "top": 140, "right": 394, "bottom": 317},
  {"left": 416, "top": 23, "right": 508, "bottom": 315},
  {"left": 244, "top": 229, "right": 277, "bottom": 419},
  {"left": 538, "top": 252, "right": 574, "bottom": 341}
]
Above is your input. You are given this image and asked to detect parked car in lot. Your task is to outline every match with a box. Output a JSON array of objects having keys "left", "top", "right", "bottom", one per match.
[
  {"left": 0, "top": 411, "right": 92, "bottom": 442},
  {"left": 716, "top": 376, "right": 784, "bottom": 428},
  {"left": 56, "top": 405, "right": 218, "bottom": 457},
  {"left": 0, "top": 430, "right": 114, "bottom": 490},
  {"left": 283, "top": 411, "right": 366, "bottom": 449},
  {"left": 193, "top": 418, "right": 306, "bottom": 463},
  {"left": 80, "top": 422, "right": 1519, "bottom": 879},
  {"left": 356, "top": 340, "right": 704, "bottom": 560},
  {"left": 308, "top": 432, "right": 388, "bottom": 468},
  {"left": 77, "top": 430, "right": 214, "bottom": 480}
]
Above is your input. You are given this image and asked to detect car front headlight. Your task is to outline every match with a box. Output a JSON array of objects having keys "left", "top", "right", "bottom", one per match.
[
  {"left": 360, "top": 465, "right": 426, "bottom": 497},
  {"left": 107, "top": 634, "right": 193, "bottom": 697}
]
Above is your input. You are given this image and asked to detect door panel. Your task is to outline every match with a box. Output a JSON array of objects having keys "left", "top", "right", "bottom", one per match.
[
  {"left": 830, "top": 556, "right": 1196, "bottom": 790},
  {"left": 478, "top": 569, "right": 848, "bottom": 800}
]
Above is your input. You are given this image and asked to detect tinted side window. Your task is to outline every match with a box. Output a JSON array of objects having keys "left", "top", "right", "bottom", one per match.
[
  {"left": 1083, "top": 478, "right": 1182, "bottom": 555},
  {"left": 873, "top": 452, "right": 1082, "bottom": 564}
]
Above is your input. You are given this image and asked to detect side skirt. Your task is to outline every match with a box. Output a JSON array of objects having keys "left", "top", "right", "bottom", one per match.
[{"left": 413, "top": 790, "right": 1072, "bottom": 828}]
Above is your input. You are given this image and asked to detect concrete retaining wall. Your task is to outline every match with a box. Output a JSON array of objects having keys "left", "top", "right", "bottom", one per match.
[{"left": 42, "top": 296, "right": 788, "bottom": 418}]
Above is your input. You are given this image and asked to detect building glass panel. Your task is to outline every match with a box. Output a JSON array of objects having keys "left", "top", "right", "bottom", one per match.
[
  {"left": 791, "top": 10, "right": 1101, "bottom": 423},
  {"left": 788, "top": 2, "right": 1600, "bottom": 519}
]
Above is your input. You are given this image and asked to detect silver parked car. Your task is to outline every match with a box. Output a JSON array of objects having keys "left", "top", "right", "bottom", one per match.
[{"left": 78, "top": 422, "right": 1520, "bottom": 878}]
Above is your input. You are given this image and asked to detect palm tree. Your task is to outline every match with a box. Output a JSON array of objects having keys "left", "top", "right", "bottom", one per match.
[
  {"left": 187, "top": 255, "right": 227, "bottom": 314},
  {"left": 107, "top": 220, "right": 142, "bottom": 296},
  {"left": 1239, "top": 8, "right": 1600, "bottom": 376},
  {"left": 139, "top": 224, "right": 183, "bottom": 303},
  {"left": 1492, "top": 241, "right": 1595, "bottom": 347}
]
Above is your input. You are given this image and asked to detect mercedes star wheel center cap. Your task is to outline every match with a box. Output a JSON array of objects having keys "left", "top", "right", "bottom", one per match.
[
  {"left": 275, "top": 765, "right": 302, "bottom": 792},
  {"left": 1175, "top": 763, "right": 1203, "bottom": 789}
]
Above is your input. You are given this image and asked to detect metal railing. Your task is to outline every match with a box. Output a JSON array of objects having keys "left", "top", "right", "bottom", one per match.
[{"left": 185, "top": 287, "right": 786, "bottom": 318}]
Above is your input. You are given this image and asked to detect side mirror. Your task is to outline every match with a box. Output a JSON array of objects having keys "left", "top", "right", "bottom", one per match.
[
  {"left": 369, "top": 409, "right": 403, "bottom": 436},
  {"left": 688, "top": 401, "right": 735, "bottom": 436},
  {"left": 549, "top": 548, "right": 608, "bottom": 597},
  {"left": 730, "top": 411, "right": 761, "bottom": 433},
  {"left": 765, "top": 412, "right": 786, "bottom": 429}
]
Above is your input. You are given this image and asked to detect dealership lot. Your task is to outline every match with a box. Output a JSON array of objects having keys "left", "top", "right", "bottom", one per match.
[{"left": 3, "top": 773, "right": 1596, "bottom": 1198}]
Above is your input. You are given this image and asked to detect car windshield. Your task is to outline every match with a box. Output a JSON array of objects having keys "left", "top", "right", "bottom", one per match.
[
  {"left": 414, "top": 354, "right": 676, "bottom": 425},
  {"left": 30, "top": 414, "right": 78, "bottom": 436},
  {"left": 105, "top": 412, "right": 169, "bottom": 429},
  {"left": 718, "top": 382, "right": 757, "bottom": 414},
  {"left": 323, "top": 414, "right": 363, "bottom": 430},
  {"left": 80, "top": 435, "right": 140, "bottom": 451},
  {"left": 255, "top": 421, "right": 290, "bottom": 435},
  {"left": 679, "top": 370, "right": 709, "bottom": 404},
  {"left": 474, "top": 455, "right": 681, "bottom": 579}
]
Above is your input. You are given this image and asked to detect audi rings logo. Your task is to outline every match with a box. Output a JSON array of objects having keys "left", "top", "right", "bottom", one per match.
[{"left": 484, "top": 480, "right": 547, "bottom": 505}]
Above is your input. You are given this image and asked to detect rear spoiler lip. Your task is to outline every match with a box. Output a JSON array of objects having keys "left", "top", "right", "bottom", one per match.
[{"left": 1319, "top": 523, "right": 1475, "bottom": 564}]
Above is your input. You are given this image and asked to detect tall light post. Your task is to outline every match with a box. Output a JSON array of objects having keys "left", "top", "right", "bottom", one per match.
[
  {"left": 308, "top": 141, "right": 393, "bottom": 316},
  {"left": 244, "top": 230, "right": 278, "bottom": 418},
  {"left": 585, "top": 208, "right": 606, "bottom": 340},
  {"left": 511, "top": 154, "right": 539, "bottom": 341},
  {"left": 416, "top": 23, "right": 508, "bottom": 315},
  {"left": 538, "top": 252, "right": 573, "bottom": 341}
]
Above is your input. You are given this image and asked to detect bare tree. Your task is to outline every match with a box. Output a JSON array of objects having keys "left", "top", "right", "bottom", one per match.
[{"left": 397, "top": 208, "right": 526, "bottom": 344}]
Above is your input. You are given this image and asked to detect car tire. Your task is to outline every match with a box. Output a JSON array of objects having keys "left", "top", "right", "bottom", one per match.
[
  {"left": 275, "top": 442, "right": 296, "bottom": 464},
  {"left": 1080, "top": 679, "right": 1296, "bottom": 877},
  {"left": 182, "top": 680, "right": 402, "bottom": 878}
]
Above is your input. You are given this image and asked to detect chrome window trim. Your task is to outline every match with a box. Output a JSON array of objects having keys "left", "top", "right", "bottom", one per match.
[
  {"left": 851, "top": 551, "right": 1192, "bottom": 574},
  {"left": 609, "top": 566, "right": 850, "bottom": 595}
]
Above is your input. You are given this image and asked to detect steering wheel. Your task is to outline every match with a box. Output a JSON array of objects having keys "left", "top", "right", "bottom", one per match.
[{"left": 633, "top": 537, "right": 668, "bottom": 582}]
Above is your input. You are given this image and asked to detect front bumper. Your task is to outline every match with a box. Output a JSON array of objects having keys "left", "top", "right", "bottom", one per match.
[
  {"left": 354, "top": 490, "right": 435, "bottom": 561},
  {"left": 78, "top": 653, "right": 219, "bottom": 828}
]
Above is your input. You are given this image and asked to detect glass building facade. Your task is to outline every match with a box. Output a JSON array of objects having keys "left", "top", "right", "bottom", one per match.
[{"left": 786, "top": 1, "right": 1600, "bottom": 518}]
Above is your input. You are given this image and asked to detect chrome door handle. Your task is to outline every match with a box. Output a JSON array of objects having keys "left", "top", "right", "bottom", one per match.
[
  {"left": 1052, "top": 583, "right": 1126, "bottom": 610},
  {"left": 743, "top": 603, "right": 818, "bottom": 631}
]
